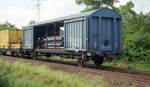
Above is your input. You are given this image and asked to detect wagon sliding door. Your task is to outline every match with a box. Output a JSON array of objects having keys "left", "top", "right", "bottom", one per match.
[
  {"left": 101, "top": 17, "right": 113, "bottom": 51},
  {"left": 23, "top": 27, "right": 33, "bottom": 49},
  {"left": 90, "top": 17, "right": 114, "bottom": 52},
  {"left": 64, "top": 18, "right": 87, "bottom": 51}
]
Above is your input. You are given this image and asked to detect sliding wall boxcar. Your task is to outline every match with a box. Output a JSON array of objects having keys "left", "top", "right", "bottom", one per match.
[
  {"left": 23, "top": 8, "right": 122, "bottom": 56},
  {"left": 0, "top": 29, "right": 23, "bottom": 49}
]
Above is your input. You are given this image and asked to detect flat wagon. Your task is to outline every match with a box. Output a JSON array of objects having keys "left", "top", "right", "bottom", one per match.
[{"left": 23, "top": 8, "right": 122, "bottom": 66}]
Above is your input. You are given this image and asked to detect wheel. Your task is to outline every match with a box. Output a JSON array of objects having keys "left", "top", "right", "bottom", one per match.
[
  {"left": 93, "top": 56, "right": 104, "bottom": 67},
  {"left": 27, "top": 54, "right": 32, "bottom": 58},
  {"left": 11, "top": 51, "right": 14, "bottom": 56},
  {"left": 77, "top": 58, "right": 85, "bottom": 66},
  {"left": 13, "top": 52, "right": 18, "bottom": 57},
  {"left": 19, "top": 49, "right": 24, "bottom": 58},
  {"left": 31, "top": 52, "right": 37, "bottom": 61},
  {"left": 18, "top": 52, "right": 24, "bottom": 58},
  {"left": 2, "top": 50, "right": 6, "bottom": 55},
  {"left": 26, "top": 51, "right": 33, "bottom": 59}
]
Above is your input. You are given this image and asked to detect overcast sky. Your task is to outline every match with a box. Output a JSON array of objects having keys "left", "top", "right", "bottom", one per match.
[{"left": 0, "top": 0, "right": 149, "bottom": 28}]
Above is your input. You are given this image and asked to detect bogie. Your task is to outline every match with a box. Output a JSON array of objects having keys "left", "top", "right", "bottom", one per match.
[{"left": 93, "top": 56, "right": 104, "bottom": 67}]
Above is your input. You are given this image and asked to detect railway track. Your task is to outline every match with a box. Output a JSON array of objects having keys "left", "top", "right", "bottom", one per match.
[
  {"left": 38, "top": 57, "right": 150, "bottom": 78},
  {"left": 2, "top": 55, "right": 150, "bottom": 84},
  {"left": 49, "top": 59, "right": 150, "bottom": 82}
]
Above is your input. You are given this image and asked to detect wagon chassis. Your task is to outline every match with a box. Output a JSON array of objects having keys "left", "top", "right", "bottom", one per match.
[{"left": 0, "top": 48, "right": 104, "bottom": 66}]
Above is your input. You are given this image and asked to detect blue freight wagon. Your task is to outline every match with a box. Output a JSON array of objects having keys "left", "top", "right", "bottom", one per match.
[{"left": 23, "top": 8, "right": 122, "bottom": 66}]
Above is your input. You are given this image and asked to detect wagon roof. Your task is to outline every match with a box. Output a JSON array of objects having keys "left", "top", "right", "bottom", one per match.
[
  {"left": 25, "top": 8, "right": 120, "bottom": 27},
  {"left": 28, "top": 10, "right": 95, "bottom": 27}
]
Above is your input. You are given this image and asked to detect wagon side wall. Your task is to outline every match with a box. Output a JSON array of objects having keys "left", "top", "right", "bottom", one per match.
[{"left": 23, "top": 27, "right": 34, "bottom": 50}]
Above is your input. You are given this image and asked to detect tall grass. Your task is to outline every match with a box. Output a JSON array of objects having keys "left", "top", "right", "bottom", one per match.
[{"left": 0, "top": 59, "right": 108, "bottom": 87}]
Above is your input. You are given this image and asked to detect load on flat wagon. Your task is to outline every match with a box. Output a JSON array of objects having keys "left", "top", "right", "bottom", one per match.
[
  {"left": 0, "top": 29, "right": 23, "bottom": 49},
  {"left": 0, "top": 29, "right": 23, "bottom": 55},
  {"left": 22, "top": 8, "right": 122, "bottom": 66}
]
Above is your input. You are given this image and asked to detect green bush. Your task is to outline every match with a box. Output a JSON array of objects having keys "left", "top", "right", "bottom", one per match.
[{"left": 111, "top": 2, "right": 150, "bottom": 65}]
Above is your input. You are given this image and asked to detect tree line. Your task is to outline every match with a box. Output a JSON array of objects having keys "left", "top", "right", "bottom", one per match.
[{"left": 0, "top": 21, "right": 16, "bottom": 30}]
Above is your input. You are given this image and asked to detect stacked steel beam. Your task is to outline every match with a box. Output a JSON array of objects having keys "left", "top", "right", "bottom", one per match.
[{"left": 36, "top": 36, "right": 64, "bottom": 49}]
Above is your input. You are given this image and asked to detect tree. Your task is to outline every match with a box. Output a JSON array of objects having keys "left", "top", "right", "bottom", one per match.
[
  {"left": 0, "top": 21, "right": 16, "bottom": 30},
  {"left": 113, "top": 1, "right": 150, "bottom": 62},
  {"left": 29, "top": 20, "right": 36, "bottom": 24},
  {"left": 75, "top": 0, "right": 119, "bottom": 12},
  {"left": 114, "top": 1, "right": 136, "bottom": 26},
  {"left": 115, "top": 1, "right": 150, "bottom": 50}
]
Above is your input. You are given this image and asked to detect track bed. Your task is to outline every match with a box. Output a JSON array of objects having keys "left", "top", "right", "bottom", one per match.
[{"left": 1, "top": 56, "right": 150, "bottom": 87}]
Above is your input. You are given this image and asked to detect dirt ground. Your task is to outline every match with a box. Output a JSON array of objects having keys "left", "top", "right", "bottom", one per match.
[{"left": 1, "top": 56, "right": 150, "bottom": 87}]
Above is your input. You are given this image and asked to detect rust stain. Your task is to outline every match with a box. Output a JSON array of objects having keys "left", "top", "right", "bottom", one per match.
[{"left": 94, "top": 42, "right": 97, "bottom": 49}]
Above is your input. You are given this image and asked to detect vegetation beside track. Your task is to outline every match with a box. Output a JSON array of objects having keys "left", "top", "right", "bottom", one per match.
[
  {"left": 0, "top": 58, "right": 108, "bottom": 87},
  {"left": 105, "top": 1, "right": 150, "bottom": 71},
  {"left": 39, "top": 56, "right": 150, "bottom": 71},
  {"left": 76, "top": 0, "right": 150, "bottom": 71},
  {"left": 103, "top": 62, "right": 150, "bottom": 71}
]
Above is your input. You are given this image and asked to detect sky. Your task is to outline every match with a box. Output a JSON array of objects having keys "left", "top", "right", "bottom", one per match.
[{"left": 0, "top": 0, "right": 149, "bottom": 28}]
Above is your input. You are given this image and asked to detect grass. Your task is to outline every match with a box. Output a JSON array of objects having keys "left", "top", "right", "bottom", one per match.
[
  {"left": 52, "top": 56, "right": 77, "bottom": 62},
  {"left": 48, "top": 56, "right": 95, "bottom": 64},
  {"left": 131, "top": 63, "right": 150, "bottom": 71},
  {"left": 103, "top": 62, "right": 150, "bottom": 71},
  {"left": 0, "top": 58, "right": 108, "bottom": 87},
  {"left": 37, "top": 56, "right": 77, "bottom": 62}
]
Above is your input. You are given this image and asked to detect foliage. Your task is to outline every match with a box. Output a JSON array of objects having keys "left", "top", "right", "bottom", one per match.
[
  {"left": 29, "top": 20, "right": 36, "bottom": 24},
  {"left": 76, "top": 1, "right": 150, "bottom": 64},
  {"left": 0, "top": 59, "right": 108, "bottom": 87},
  {"left": 103, "top": 62, "right": 150, "bottom": 71},
  {"left": 0, "top": 21, "right": 17, "bottom": 30},
  {"left": 75, "top": 0, "right": 119, "bottom": 12},
  {"left": 113, "top": 1, "right": 150, "bottom": 64}
]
